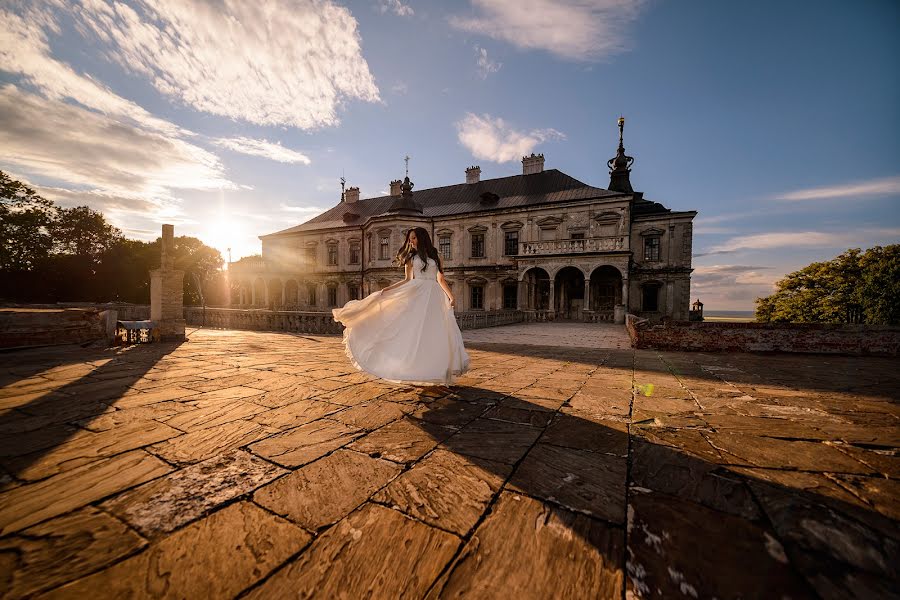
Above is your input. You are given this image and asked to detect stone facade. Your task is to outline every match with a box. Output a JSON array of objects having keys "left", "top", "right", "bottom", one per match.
[{"left": 231, "top": 131, "right": 696, "bottom": 324}]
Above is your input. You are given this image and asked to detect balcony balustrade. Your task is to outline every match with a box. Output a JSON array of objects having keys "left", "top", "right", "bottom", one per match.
[{"left": 519, "top": 236, "right": 625, "bottom": 256}]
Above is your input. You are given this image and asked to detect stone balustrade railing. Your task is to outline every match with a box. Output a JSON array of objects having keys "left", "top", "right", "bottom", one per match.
[
  {"left": 50, "top": 303, "right": 524, "bottom": 335},
  {"left": 519, "top": 236, "right": 625, "bottom": 256}
]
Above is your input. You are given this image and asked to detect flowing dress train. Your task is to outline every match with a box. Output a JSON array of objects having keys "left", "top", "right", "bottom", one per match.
[{"left": 331, "top": 254, "right": 470, "bottom": 385}]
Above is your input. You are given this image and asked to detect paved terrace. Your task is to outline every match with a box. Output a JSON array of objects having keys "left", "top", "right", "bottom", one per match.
[{"left": 0, "top": 324, "right": 897, "bottom": 599}]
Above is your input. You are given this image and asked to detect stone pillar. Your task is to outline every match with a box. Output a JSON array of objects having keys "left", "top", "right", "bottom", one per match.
[
  {"left": 583, "top": 278, "right": 591, "bottom": 312},
  {"left": 517, "top": 279, "right": 527, "bottom": 310},
  {"left": 264, "top": 281, "right": 271, "bottom": 308},
  {"left": 281, "top": 285, "right": 286, "bottom": 308},
  {"left": 251, "top": 283, "right": 257, "bottom": 306},
  {"left": 548, "top": 279, "right": 555, "bottom": 315},
  {"left": 622, "top": 278, "right": 629, "bottom": 311},
  {"left": 150, "top": 224, "right": 186, "bottom": 341}
]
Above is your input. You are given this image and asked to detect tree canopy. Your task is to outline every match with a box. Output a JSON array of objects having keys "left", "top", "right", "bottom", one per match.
[
  {"left": 0, "top": 170, "right": 227, "bottom": 305},
  {"left": 755, "top": 245, "right": 900, "bottom": 325}
]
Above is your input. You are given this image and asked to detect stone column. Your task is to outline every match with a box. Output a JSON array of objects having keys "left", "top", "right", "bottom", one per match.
[
  {"left": 251, "top": 283, "right": 257, "bottom": 307},
  {"left": 548, "top": 279, "right": 555, "bottom": 315},
  {"left": 150, "top": 224, "right": 186, "bottom": 341},
  {"left": 281, "top": 285, "right": 286, "bottom": 308},
  {"left": 264, "top": 281, "right": 271, "bottom": 308},
  {"left": 622, "top": 278, "right": 629, "bottom": 311},
  {"left": 583, "top": 278, "right": 591, "bottom": 312},
  {"left": 517, "top": 279, "right": 527, "bottom": 310}
]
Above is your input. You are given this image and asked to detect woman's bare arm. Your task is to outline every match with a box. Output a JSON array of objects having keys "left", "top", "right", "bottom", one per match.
[
  {"left": 437, "top": 271, "right": 456, "bottom": 308},
  {"left": 381, "top": 262, "right": 413, "bottom": 293}
]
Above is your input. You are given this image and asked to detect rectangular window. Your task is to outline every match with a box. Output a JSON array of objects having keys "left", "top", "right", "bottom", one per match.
[
  {"left": 348, "top": 284, "right": 359, "bottom": 301},
  {"left": 305, "top": 247, "right": 317, "bottom": 264},
  {"left": 570, "top": 232, "right": 585, "bottom": 240},
  {"left": 503, "top": 284, "right": 517, "bottom": 309},
  {"left": 644, "top": 237, "right": 661, "bottom": 262},
  {"left": 327, "top": 245, "right": 338, "bottom": 266},
  {"left": 504, "top": 231, "right": 518, "bottom": 256},
  {"left": 380, "top": 236, "right": 389, "bottom": 260},
  {"left": 470, "top": 285, "right": 484, "bottom": 310},
  {"left": 439, "top": 236, "right": 451, "bottom": 260},
  {"left": 327, "top": 287, "right": 337, "bottom": 307},
  {"left": 349, "top": 243, "right": 360, "bottom": 264},
  {"left": 307, "top": 284, "right": 317, "bottom": 306},
  {"left": 471, "top": 233, "right": 484, "bottom": 258}
]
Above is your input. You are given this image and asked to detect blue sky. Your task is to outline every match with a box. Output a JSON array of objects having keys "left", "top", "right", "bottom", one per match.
[{"left": 1, "top": 0, "right": 898, "bottom": 310}]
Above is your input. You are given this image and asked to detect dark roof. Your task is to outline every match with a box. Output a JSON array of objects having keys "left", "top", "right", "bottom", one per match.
[{"left": 263, "top": 169, "right": 625, "bottom": 237}]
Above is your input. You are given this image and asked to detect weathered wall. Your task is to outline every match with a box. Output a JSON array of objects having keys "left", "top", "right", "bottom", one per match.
[
  {"left": 626, "top": 315, "right": 900, "bottom": 356},
  {"left": 0, "top": 308, "right": 114, "bottom": 349}
]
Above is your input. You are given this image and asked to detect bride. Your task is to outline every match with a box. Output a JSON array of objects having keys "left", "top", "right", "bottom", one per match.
[{"left": 331, "top": 227, "right": 470, "bottom": 386}]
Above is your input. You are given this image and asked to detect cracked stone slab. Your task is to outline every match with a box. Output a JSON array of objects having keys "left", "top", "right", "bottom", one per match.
[
  {"left": 374, "top": 449, "right": 510, "bottom": 536},
  {"left": 39, "top": 502, "right": 308, "bottom": 600},
  {"left": 0, "top": 506, "right": 146, "bottom": 598},
  {"left": 160, "top": 399, "right": 268, "bottom": 432},
  {"left": 327, "top": 401, "right": 408, "bottom": 431},
  {"left": 746, "top": 477, "right": 900, "bottom": 600},
  {"left": 248, "top": 418, "right": 362, "bottom": 468},
  {"left": 626, "top": 489, "right": 813, "bottom": 599},
  {"left": 102, "top": 449, "right": 287, "bottom": 538},
  {"left": 508, "top": 442, "right": 627, "bottom": 524},
  {"left": 0, "top": 450, "right": 171, "bottom": 535},
  {"left": 7, "top": 419, "right": 182, "bottom": 481},
  {"left": 254, "top": 449, "right": 400, "bottom": 531},
  {"left": 149, "top": 419, "right": 277, "bottom": 465},
  {"left": 542, "top": 412, "right": 628, "bottom": 455},
  {"left": 431, "top": 491, "right": 623, "bottom": 599},
  {"left": 249, "top": 398, "right": 344, "bottom": 430},
  {"left": 630, "top": 437, "right": 760, "bottom": 520},
  {"left": 704, "top": 431, "right": 876, "bottom": 473},
  {"left": 441, "top": 418, "right": 542, "bottom": 465},
  {"left": 244, "top": 503, "right": 459, "bottom": 600},
  {"left": 348, "top": 418, "right": 445, "bottom": 463}
]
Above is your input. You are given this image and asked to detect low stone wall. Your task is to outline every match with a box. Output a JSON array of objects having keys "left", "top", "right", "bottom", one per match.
[
  {"left": 3, "top": 304, "right": 523, "bottom": 338},
  {"left": 0, "top": 308, "right": 115, "bottom": 349},
  {"left": 626, "top": 314, "right": 900, "bottom": 356}
]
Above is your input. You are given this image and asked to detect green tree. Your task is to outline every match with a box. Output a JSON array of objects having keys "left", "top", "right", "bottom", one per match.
[
  {"left": 52, "top": 205, "right": 123, "bottom": 258},
  {"left": 0, "top": 171, "right": 57, "bottom": 271},
  {"left": 756, "top": 245, "right": 899, "bottom": 325}
]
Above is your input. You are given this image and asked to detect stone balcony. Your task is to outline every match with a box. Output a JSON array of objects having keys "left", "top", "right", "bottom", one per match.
[{"left": 518, "top": 236, "right": 626, "bottom": 256}]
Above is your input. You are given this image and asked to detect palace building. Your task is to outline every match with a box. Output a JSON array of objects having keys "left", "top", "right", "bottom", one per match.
[{"left": 229, "top": 119, "right": 696, "bottom": 323}]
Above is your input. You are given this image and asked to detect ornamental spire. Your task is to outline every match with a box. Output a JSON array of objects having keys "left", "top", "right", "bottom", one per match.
[{"left": 607, "top": 116, "right": 635, "bottom": 194}]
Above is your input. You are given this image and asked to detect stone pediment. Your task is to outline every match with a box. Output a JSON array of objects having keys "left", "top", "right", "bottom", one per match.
[
  {"left": 593, "top": 211, "right": 621, "bottom": 224},
  {"left": 500, "top": 220, "right": 524, "bottom": 230},
  {"left": 640, "top": 227, "right": 665, "bottom": 236},
  {"left": 467, "top": 224, "right": 488, "bottom": 233},
  {"left": 536, "top": 216, "right": 562, "bottom": 228}
]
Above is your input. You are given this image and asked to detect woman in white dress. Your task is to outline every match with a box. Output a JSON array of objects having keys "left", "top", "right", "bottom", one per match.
[{"left": 332, "top": 227, "right": 470, "bottom": 386}]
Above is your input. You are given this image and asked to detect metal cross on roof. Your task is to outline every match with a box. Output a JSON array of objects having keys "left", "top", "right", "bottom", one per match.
[{"left": 404, "top": 155, "right": 410, "bottom": 177}]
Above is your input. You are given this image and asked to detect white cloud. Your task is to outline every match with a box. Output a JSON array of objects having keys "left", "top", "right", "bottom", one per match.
[
  {"left": 450, "top": 0, "right": 646, "bottom": 61},
  {"left": 391, "top": 82, "right": 409, "bottom": 95},
  {"left": 213, "top": 137, "right": 311, "bottom": 165},
  {"left": 70, "top": 0, "right": 380, "bottom": 129},
  {"left": 456, "top": 113, "right": 565, "bottom": 163},
  {"left": 701, "top": 228, "right": 900, "bottom": 255},
  {"left": 0, "top": 3, "right": 186, "bottom": 136},
  {"left": 378, "top": 0, "right": 414, "bottom": 17},
  {"left": 280, "top": 204, "right": 328, "bottom": 216},
  {"left": 775, "top": 176, "right": 900, "bottom": 201},
  {"left": 475, "top": 46, "right": 502, "bottom": 79}
]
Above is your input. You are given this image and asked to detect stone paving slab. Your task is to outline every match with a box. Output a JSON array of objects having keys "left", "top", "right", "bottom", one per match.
[{"left": 0, "top": 325, "right": 897, "bottom": 598}]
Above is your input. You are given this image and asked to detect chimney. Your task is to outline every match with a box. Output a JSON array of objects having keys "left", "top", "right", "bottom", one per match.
[
  {"left": 465, "top": 165, "right": 481, "bottom": 184},
  {"left": 345, "top": 186, "right": 360, "bottom": 203},
  {"left": 389, "top": 179, "right": 402, "bottom": 196},
  {"left": 522, "top": 153, "right": 544, "bottom": 175}
]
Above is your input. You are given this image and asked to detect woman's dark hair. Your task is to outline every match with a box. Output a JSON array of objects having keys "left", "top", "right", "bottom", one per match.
[{"left": 394, "top": 227, "right": 443, "bottom": 273}]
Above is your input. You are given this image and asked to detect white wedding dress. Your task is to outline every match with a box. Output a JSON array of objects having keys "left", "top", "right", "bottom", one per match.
[{"left": 332, "top": 254, "right": 470, "bottom": 386}]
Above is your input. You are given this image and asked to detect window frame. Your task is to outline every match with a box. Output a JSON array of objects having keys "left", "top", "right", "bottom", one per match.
[
  {"left": 503, "top": 230, "right": 519, "bottom": 256},
  {"left": 471, "top": 233, "right": 485, "bottom": 258},
  {"left": 644, "top": 236, "right": 661, "bottom": 262},
  {"left": 470, "top": 284, "right": 485, "bottom": 310}
]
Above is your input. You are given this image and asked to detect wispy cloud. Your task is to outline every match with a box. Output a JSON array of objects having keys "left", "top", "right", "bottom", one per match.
[
  {"left": 213, "top": 137, "right": 311, "bottom": 165},
  {"left": 475, "top": 46, "right": 502, "bottom": 79},
  {"left": 70, "top": 0, "right": 380, "bottom": 129},
  {"left": 456, "top": 113, "right": 565, "bottom": 163},
  {"left": 391, "top": 82, "right": 409, "bottom": 95},
  {"left": 0, "top": 85, "right": 232, "bottom": 198},
  {"left": 698, "top": 228, "right": 900, "bottom": 256},
  {"left": 279, "top": 204, "right": 328, "bottom": 216},
  {"left": 378, "top": 0, "right": 414, "bottom": 17},
  {"left": 775, "top": 176, "right": 900, "bottom": 201},
  {"left": 450, "top": 0, "right": 647, "bottom": 61}
]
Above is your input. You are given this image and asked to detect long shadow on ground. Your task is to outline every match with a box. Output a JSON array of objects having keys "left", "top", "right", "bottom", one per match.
[
  {"left": 402, "top": 386, "right": 898, "bottom": 599},
  {"left": 0, "top": 342, "right": 183, "bottom": 482}
]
